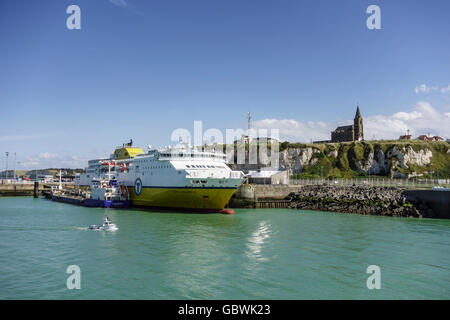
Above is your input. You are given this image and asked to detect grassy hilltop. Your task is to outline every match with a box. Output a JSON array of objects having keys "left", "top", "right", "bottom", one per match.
[
  {"left": 283, "top": 140, "right": 450, "bottom": 179},
  {"left": 223, "top": 139, "right": 450, "bottom": 178}
]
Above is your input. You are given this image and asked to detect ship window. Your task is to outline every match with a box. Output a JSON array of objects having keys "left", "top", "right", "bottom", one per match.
[{"left": 186, "top": 165, "right": 190, "bottom": 168}]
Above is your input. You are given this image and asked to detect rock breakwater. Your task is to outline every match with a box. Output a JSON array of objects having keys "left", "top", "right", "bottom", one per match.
[{"left": 287, "top": 185, "right": 434, "bottom": 218}]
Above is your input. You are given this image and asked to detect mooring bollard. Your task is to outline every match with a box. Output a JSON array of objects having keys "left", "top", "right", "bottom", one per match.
[{"left": 34, "top": 181, "right": 39, "bottom": 198}]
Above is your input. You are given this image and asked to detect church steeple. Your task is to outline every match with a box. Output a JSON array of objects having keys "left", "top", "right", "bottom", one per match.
[
  {"left": 355, "top": 105, "right": 361, "bottom": 118},
  {"left": 353, "top": 104, "right": 363, "bottom": 141}
]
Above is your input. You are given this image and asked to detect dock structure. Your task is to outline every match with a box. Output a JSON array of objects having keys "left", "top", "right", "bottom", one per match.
[
  {"left": 33, "top": 182, "right": 39, "bottom": 198},
  {"left": 0, "top": 182, "right": 55, "bottom": 197}
]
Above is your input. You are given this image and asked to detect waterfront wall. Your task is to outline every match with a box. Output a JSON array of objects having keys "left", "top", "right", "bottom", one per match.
[
  {"left": 0, "top": 183, "right": 46, "bottom": 196},
  {"left": 229, "top": 184, "right": 303, "bottom": 208},
  {"left": 234, "top": 184, "right": 303, "bottom": 200},
  {"left": 403, "top": 189, "right": 450, "bottom": 219}
]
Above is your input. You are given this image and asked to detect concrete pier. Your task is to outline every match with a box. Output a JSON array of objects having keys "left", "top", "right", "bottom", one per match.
[{"left": 0, "top": 183, "right": 47, "bottom": 197}]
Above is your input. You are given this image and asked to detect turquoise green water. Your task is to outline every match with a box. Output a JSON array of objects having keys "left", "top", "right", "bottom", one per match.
[{"left": 0, "top": 197, "right": 449, "bottom": 299}]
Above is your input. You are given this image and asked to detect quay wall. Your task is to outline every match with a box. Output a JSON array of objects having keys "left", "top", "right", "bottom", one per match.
[
  {"left": 234, "top": 184, "right": 304, "bottom": 200},
  {"left": 0, "top": 183, "right": 46, "bottom": 196},
  {"left": 403, "top": 189, "right": 450, "bottom": 219},
  {"left": 229, "top": 184, "right": 303, "bottom": 208}
]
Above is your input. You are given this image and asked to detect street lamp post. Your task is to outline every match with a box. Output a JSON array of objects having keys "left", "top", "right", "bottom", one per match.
[
  {"left": 13, "top": 152, "right": 16, "bottom": 181},
  {"left": 5, "top": 152, "right": 9, "bottom": 182}
]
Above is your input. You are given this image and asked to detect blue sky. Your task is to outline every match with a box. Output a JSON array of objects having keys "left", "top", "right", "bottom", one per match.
[{"left": 1, "top": 0, "right": 449, "bottom": 169}]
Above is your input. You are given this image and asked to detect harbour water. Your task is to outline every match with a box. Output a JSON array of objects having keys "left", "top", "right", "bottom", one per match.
[{"left": 0, "top": 197, "right": 449, "bottom": 299}]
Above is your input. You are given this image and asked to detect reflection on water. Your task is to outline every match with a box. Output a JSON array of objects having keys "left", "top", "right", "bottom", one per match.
[
  {"left": 0, "top": 198, "right": 449, "bottom": 299},
  {"left": 246, "top": 220, "right": 272, "bottom": 261}
]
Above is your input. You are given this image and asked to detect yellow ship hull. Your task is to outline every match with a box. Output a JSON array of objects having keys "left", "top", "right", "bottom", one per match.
[{"left": 128, "top": 187, "right": 237, "bottom": 211}]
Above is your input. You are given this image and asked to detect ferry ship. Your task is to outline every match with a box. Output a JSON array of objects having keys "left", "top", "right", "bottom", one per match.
[{"left": 75, "top": 141, "right": 244, "bottom": 212}]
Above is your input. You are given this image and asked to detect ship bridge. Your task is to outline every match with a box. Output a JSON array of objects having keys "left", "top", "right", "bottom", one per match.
[{"left": 113, "top": 147, "right": 144, "bottom": 160}]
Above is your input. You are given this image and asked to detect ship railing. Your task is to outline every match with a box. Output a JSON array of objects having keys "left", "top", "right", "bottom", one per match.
[{"left": 230, "top": 171, "right": 244, "bottom": 179}]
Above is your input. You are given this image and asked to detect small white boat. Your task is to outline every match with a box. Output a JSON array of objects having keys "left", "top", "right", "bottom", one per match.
[{"left": 88, "top": 216, "right": 118, "bottom": 231}]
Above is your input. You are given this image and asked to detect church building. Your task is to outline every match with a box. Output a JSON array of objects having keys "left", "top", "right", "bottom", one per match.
[{"left": 331, "top": 106, "right": 364, "bottom": 142}]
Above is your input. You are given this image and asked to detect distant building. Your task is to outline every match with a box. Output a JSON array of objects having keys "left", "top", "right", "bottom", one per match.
[
  {"left": 36, "top": 174, "right": 53, "bottom": 183},
  {"left": 234, "top": 136, "right": 280, "bottom": 145},
  {"left": 399, "top": 129, "right": 412, "bottom": 140},
  {"left": 247, "top": 170, "right": 288, "bottom": 185},
  {"left": 0, "top": 170, "right": 14, "bottom": 179},
  {"left": 417, "top": 135, "right": 443, "bottom": 142},
  {"left": 329, "top": 105, "right": 364, "bottom": 143}
]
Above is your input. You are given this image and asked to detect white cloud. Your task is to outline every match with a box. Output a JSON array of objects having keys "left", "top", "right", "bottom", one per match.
[
  {"left": 392, "top": 111, "right": 422, "bottom": 121},
  {"left": 252, "top": 101, "right": 450, "bottom": 142},
  {"left": 38, "top": 152, "right": 57, "bottom": 160},
  {"left": 414, "top": 84, "right": 438, "bottom": 94},
  {"left": 109, "top": 0, "right": 127, "bottom": 6},
  {"left": 17, "top": 153, "right": 90, "bottom": 169},
  {"left": 253, "top": 118, "right": 333, "bottom": 142},
  {"left": 364, "top": 101, "right": 448, "bottom": 139},
  {"left": 441, "top": 85, "right": 450, "bottom": 94}
]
